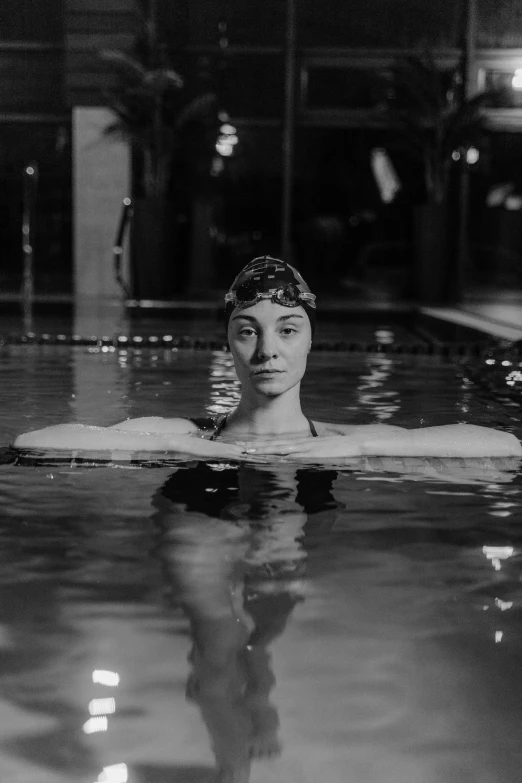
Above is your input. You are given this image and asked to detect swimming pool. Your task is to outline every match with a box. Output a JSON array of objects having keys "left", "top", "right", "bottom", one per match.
[{"left": 0, "top": 343, "right": 521, "bottom": 782}]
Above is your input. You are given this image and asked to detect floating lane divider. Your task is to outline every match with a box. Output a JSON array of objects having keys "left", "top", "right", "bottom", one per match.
[{"left": 0, "top": 332, "right": 520, "bottom": 358}]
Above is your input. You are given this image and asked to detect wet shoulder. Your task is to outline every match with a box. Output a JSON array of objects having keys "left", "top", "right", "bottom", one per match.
[
  {"left": 313, "top": 422, "right": 405, "bottom": 436},
  {"left": 114, "top": 416, "right": 201, "bottom": 434},
  {"left": 310, "top": 421, "right": 349, "bottom": 436}
]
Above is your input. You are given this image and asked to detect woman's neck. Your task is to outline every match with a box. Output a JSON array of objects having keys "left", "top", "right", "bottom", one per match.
[{"left": 225, "top": 389, "right": 310, "bottom": 436}]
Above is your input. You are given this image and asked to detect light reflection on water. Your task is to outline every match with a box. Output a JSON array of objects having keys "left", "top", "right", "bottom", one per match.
[
  {"left": 353, "top": 354, "right": 400, "bottom": 421},
  {"left": 206, "top": 350, "right": 241, "bottom": 416},
  {"left": 0, "top": 349, "right": 520, "bottom": 781}
]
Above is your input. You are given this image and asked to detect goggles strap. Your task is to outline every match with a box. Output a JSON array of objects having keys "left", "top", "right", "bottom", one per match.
[{"left": 225, "top": 284, "right": 315, "bottom": 309}]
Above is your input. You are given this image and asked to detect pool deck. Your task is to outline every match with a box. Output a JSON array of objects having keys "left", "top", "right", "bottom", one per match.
[{"left": 429, "top": 287, "right": 522, "bottom": 342}]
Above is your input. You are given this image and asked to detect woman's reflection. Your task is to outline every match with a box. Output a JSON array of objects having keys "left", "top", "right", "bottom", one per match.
[{"left": 151, "top": 460, "right": 341, "bottom": 782}]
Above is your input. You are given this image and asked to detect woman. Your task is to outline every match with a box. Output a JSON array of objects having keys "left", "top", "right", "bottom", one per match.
[{"left": 13, "top": 256, "right": 522, "bottom": 459}]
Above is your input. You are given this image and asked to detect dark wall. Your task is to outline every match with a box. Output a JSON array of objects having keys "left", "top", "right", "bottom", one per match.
[
  {"left": 298, "top": 0, "right": 464, "bottom": 48},
  {"left": 181, "top": 0, "right": 522, "bottom": 49},
  {"left": 477, "top": 0, "right": 522, "bottom": 47},
  {"left": 0, "top": 0, "right": 63, "bottom": 42},
  {"left": 184, "top": 0, "right": 463, "bottom": 48},
  {"left": 0, "top": 0, "right": 65, "bottom": 114},
  {"left": 0, "top": 124, "right": 71, "bottom": 293},
  {"left": 0, "top": 0, "right": 70, "bottom": 293},
  {"left": 64, "top": 0, "right": 137, "bottom": 106}
]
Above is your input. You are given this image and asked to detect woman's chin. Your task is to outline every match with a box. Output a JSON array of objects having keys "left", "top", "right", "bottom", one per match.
[{"left": 251, "top": 378, "right": 287, "bottom": 395}]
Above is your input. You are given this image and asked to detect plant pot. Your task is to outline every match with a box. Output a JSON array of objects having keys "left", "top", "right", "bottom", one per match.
[
  {"left": 130, "top": 197, "right": 178, "bottom": 300},
  {"left": 413, "top": 202, "right": 451, "bottom": 304}
]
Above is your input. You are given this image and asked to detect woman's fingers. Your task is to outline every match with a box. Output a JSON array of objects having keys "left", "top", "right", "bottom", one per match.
[
  {"left": 215, "top": 444, "right": 245, "bottom": 457},
  {"left": 244, "top": 441, "right": 313, "bottom": 455},
  {"left": 179, "top": 437, "right": 245, "bottom": 459},
  {"left": 243, "top": 436, "right": 363, "bottom": 460}
]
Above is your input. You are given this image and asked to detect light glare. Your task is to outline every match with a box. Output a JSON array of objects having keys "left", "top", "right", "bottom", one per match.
[
  {"left": 83, "top": 716, "right": 108, "bottom": 734},
  {"left": 92, "top": 670, "right": 120, "bottom": 687},
  {"left": 97, "top": 763, "right": 128, "bottom": 782},
  {"left": 483, "top": 546, "right": 514, "bottom": 560},
  {"left": 216, "top": 140, "right": 234, "bottom": 156},
  {"left": 466, "top": 146, "right": 479, "bottom": 164},
  {"left": 512, "top": 68, "right": 522, "bottom": 90},
  {"left": 89, "top": 697, "right": 116, "bottom": 716}
]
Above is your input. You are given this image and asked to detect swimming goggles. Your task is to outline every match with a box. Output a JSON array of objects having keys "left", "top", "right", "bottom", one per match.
[{"left": 225, "top": 282, "right": 316, "bottom": 309}]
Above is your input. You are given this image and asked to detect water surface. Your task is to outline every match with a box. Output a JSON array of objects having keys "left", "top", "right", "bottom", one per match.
[{"left": 0, "top": 347, "right": 521, "bottom": 783}]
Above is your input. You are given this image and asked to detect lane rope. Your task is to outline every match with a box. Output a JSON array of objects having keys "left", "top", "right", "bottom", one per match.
[{"left": 0, "top": 331, "right": 519, "bottom": 358}]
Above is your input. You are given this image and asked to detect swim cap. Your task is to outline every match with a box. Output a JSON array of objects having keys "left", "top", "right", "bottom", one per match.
[{"left": 224, "top": 256, "right": 316, "bottom": 337}]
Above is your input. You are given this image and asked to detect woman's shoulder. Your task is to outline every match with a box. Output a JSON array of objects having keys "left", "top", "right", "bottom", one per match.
[
  {"left": 313, "top": 421, "right": 405, "bottom": 436},
  {"left": 110, "top": 416, "right": 214, "bottom": 434},
  {"left": 312, "top": 421, "right": 352, "bottom": 436}
]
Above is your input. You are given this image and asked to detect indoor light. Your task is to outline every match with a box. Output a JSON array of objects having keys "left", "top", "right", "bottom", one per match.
[
  {"left": 466, "top": 147, "right": 479, "bottom": 164},
  {"left": 512, "top": 68, "right": 522, "bottom": 90}
]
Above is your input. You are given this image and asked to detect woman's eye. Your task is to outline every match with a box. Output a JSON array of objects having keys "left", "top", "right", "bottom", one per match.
[
  {"left": 281, "top": 327, "right": 297, "bottom": 335},
  {"left": 239, "top": 328, "right": 256, "bottom": 336}
]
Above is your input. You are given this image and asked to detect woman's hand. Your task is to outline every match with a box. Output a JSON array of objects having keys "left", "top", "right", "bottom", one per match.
[
  {"left": 241, "top": 435, "right": 362, "bottom": 460},
  {"left": 172, "top": 434, "right": 246, "bottom": 460},
  {"left": 239, "top": 427, "right": 522, "bottom": 461}
]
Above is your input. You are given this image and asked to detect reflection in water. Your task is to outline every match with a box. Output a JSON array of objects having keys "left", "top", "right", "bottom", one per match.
[
  {"left": 206, "top": 351, "right": 242, "bottom": 417},
  {"left": 152, "top": 461, "right": 342, "bottom": 782},
  {"left": 0, "top": 576, "right": 98, "bottom": 778},
  {"left": 354, "top": 355, "right": 400, "bottom": 421},
  {"left": 96, "top": 762, "right": 128, "bottom": 782},
  {"left": 0, "top": 455, "right": 520, "bottom": 781},
  {"left": 92, "top": 670, "right": 120, "bottom": 687}
]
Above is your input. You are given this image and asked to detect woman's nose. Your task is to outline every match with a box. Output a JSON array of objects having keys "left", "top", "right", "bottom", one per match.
[{"left": 257, "top": 333, "right": 278, "bottom": 359}]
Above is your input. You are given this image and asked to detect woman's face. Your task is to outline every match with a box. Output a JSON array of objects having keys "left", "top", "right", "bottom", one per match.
[{"left": 227, "top": 299, "right": 312, "bottom": 397}]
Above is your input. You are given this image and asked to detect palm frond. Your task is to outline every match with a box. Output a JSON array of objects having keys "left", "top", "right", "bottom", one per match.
[
  {"left": 174, "top": 92, "right": 217, "bottom": 129},
  {"left": 142, "top": 69, "right": 184, "bottom": 91},
  {"left": 98, "top": 22, "right": 220, "bottom": 199},
  {"left": 99, "top": 49, "right": 147, "bottom": 81},
  {"left": 381, "top": 52, "right": 500, "bottom": 201}
]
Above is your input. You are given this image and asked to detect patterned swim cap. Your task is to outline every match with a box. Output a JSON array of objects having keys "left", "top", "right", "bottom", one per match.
[{"left": 224, "top": 256, "right": 316, "bottom": 337}]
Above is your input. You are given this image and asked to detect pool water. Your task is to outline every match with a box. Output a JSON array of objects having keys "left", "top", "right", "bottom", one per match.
[{"left": 0, "top": 346, "right": 521, "bottom": 783}]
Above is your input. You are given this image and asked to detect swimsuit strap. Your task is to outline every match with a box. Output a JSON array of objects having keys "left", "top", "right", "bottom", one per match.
[
  {"left": 210, "top": 414, "right": 318, "bottom": 440},
  {"left": 209, "top": 414, "right": 228, "bottom": 441},
  {"left": 307, "top": 418, "right": 318, "bottom": 437}
]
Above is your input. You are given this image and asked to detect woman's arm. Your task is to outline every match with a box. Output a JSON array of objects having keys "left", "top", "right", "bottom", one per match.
[
  {"left": 12, "top": 418, "right": 245, "bottom": 459},
  {"left": 244, "top": 423, "right": 522, "bottom": 458},
  {"left": 14, "top": 422, "right": 172, "bottom": 451},
  {"left": 360, "top": 423, "right": 522, "bottom": 458}
]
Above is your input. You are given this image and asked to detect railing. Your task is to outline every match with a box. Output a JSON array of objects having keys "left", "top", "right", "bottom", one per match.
[
  {"left": 113, "top": 197, "right": 134, "bottom": 299},
  {"left": 21, "top": 162, "right": 38, "bottom": 332}
]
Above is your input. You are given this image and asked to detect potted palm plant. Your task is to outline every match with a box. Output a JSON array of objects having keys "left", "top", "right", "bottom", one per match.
[
  {"left": 100, "top": 20, "right": 217, "bottom": 299},
  {"left": 383, "top": 51, "right": 500, "bottom": 302}
]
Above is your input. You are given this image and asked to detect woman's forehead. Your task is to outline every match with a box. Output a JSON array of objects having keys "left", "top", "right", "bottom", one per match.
[{"left": 230, "top": 300, "right": 307, "bottom": 322}]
